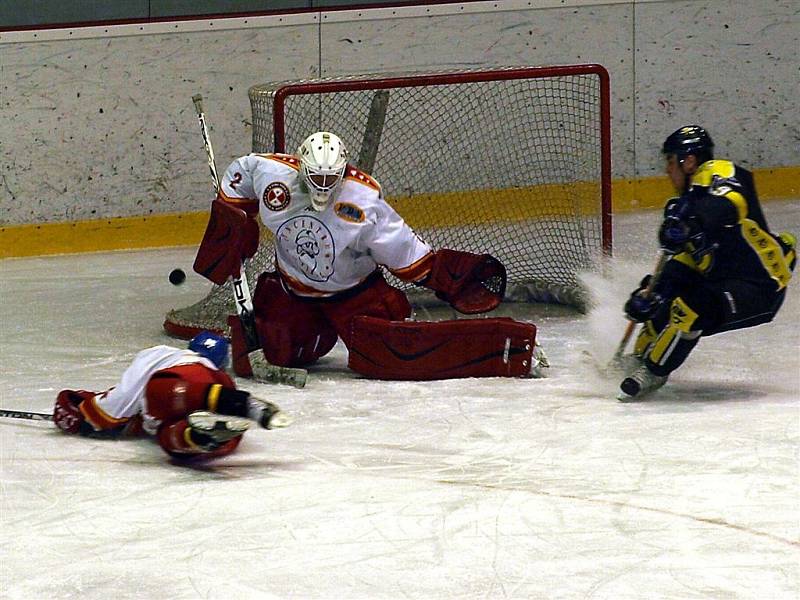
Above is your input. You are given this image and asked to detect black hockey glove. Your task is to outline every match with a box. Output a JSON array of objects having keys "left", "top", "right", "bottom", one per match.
[
  {"left": 624, "top": 274, "right": 667, "bottom": 323},
  {"left": 658, "top": 217, "right": 691, "bottom": 254},
  {"left": 658, "top": 196, "right": 690, "bottom": 254},
  {"left": 659, "top": 216, "right": 716, "bottom": 261},
  {"left": 658, "top": 195, "right": 714, "bottom": 259}
]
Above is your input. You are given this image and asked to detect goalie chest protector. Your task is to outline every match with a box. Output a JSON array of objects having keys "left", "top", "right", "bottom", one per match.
[{"left": 348, "top": 316, "right": 536, "bottom": 380}]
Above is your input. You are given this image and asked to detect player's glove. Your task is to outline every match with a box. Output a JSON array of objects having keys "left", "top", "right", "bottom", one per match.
[
  {"left": 658, "top": 195, "right": 714, "bottom": 259},
  {"left": 658, "top": 196, "right": 692, "bottom": 254},
  {"left": 658, "top": 216, "right": 691, "bottom": 254},
  {"left": 53, "top": 390, "right": 99, "bottom": 436},
  {"left": 624, "top": 275, "right": 666, "bottom": 323}
]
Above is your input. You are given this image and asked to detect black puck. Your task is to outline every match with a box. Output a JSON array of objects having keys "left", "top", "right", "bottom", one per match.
[{"left": 169, "top": 268, "right": 186, "bottom": 286}]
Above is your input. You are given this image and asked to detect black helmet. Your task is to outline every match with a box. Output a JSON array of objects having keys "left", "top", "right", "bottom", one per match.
[{"left": 662, "top": 125, "right": 714, "bottom": 161}]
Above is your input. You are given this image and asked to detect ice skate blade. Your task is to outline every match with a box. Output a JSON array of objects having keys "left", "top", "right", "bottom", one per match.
[
  {"left": 188, "top": 411, "right": 251, "bottom": 441},
  {"left": 616, "top": 391, "right": 645, "bottom": 403},
  {"left": 267, "top": 411, "right": 294, "bottom": 429}
]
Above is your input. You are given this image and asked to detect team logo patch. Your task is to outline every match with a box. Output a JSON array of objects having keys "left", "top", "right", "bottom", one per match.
[
  {"left": 276, "top": 215, "right": 335, "bottom": 283},
  {"left": 263, "top": 182, "right": 291, "bottom": 211},
  {"left": 334, "top": 202, "right": 365, "bottom": 223}
]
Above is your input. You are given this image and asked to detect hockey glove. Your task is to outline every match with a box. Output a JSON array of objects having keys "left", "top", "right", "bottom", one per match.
[
  {"left": 53, "top": 390, "right": 97, "bottom": 436},
  {"left": 660, "top": 216, "right": 716, "bottom": 261},
  {"left": 423, "top": 249, "right": 507, "bottom": 314},
  {"left": 658, "top": 217, "right": 690, "bottom": 254},
  {"left": 624, "top": 275, "right": 666, "bottom": 323}
]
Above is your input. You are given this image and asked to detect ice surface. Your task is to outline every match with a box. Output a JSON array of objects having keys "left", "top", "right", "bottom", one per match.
[{"left": 1, "top": 203, "right": 798, "bottom": 599}]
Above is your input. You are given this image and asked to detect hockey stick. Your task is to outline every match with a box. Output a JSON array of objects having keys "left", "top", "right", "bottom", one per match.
[
  {"left": 0, "top": 409, "right": 53, "bottom": 421},
  {"left": 357, "top": 90, "right": 390, "bottom": 175},
  {"left": 611, "top": 252, "right": 668, "bottom": 365},
  {"left": 192, "top": 94, "right": 307, "bottom": 388}
]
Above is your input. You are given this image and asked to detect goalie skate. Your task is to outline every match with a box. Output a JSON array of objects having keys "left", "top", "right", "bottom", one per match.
[
  {"left": 188, "top": 411, "right": 251, "bottom": 446},
  {"left": 616, "top": 364, "right": 668, "bottom": 402}
]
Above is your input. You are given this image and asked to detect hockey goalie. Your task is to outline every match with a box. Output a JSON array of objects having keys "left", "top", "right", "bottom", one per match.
[{"left": 192, "top": 131, "right": 544, "bottom": 380}]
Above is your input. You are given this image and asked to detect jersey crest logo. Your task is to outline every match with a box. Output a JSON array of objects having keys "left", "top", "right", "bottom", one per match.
[
  {"left": 276, "top": 216, "right": 335, "bottom": 283},
  {"left": 334, "top": 202, "right": 365, "bottom": 223},
  {"left": 263, "top": 182, "right": 291, "bottom": 211}
]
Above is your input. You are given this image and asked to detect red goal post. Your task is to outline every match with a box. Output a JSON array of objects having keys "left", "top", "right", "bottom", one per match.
[{"left": 164, "top": 64, "right": 612, "bottom": 339}]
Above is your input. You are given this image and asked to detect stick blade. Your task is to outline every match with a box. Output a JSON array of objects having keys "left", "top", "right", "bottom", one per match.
[{"left": 248, "top": 350, "right": 308, "bottom": 389}]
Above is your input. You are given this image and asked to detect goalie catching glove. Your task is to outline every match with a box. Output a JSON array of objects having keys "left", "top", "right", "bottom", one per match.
[{"left": 421, "top": 249, "right": 507, "bottom": 314}]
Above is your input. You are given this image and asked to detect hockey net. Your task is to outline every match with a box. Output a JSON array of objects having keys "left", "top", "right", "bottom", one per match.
[{"left": 164, "top": 65, "right": 611, "bottom": 339}]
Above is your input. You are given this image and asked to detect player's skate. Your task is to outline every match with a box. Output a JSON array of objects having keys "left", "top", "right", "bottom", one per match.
[
  {"left": 615, "top": 353, "right": 644, "bottom": 374},
  {"left": 617, "top": 363, "right": 667, "bottom": 402},
  {"left": 187, "top": 411, "right": 251, "bottom": 449},
  {"left": 246, "top": 397, "right": 293, "bottom": 430}
]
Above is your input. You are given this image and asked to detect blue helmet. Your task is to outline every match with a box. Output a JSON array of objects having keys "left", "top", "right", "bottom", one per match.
[{"left": 188, "top": 331, "right": 230, "bottom": 369}]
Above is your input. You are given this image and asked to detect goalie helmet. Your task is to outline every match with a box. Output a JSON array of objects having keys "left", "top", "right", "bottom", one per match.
[
  {"left": 297, "top": 131, "right": 348, "bottom": 211},
  {"left": 188, "top": 331, "right": 230, "bottom": 369},
  {"left": 662, "top": 125, "right": 714, "bottom": 163}
]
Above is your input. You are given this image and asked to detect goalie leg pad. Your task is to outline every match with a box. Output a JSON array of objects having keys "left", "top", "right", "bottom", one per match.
[
  {"left": 193, "top": 198, "right": 259, "bottom": 285},
  {"left": 348, "top": 316, "right": 536, "bottom": 380},
  {"left": 229, "top": 314, "right": 255, "bottom": 376},
  {"left": 320, "top": 272, "right": 412, "bottom": 347},
  {"left": 231, "top": 272, "right": 337, "bottom": 371}
]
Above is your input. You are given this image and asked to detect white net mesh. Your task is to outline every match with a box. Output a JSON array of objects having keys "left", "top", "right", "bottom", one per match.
[{"left": 164, "top": 66, "right": 611, "bottom": 338}]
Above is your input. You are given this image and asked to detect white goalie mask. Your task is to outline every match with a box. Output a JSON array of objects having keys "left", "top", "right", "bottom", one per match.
[{"left": 297, "top": 131, "right": 349, "bottom": 211}]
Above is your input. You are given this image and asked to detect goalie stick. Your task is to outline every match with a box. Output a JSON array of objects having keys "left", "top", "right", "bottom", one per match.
[
  {"left": 191, "top": 94, "right": 307, "bottom": 388},
  {"left": 0, "top": 409, "right": 53, "bottom": 422}
]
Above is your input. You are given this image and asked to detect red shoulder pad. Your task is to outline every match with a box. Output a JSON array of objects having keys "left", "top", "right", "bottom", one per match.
[
  {"left": 263, "top": 153, "right": 301, "bottom": 171},
  {"left": 344, "top": 165, "right": 381, "bottom": 191}
]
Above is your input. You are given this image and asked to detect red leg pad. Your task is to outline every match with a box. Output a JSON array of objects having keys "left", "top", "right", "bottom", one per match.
[
  {"left": 157, "top": 418, "right": 243, "bottom": 459},
  {"left": 320, "top": 274, "right": 412, "bottom": 347},
  {"left": 145, "top": 364, "right": 235, "bottom": 421},
  {"left": 348, "top": 316, "right": 536, "bottom": 380},
  {"left": 228, "top": 314, "right": 255, "bottom": 377},
  {"left": 248, "top": 272, "right": 338, "bottom": 368}
]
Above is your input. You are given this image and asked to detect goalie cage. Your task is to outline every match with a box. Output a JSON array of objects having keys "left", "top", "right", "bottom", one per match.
[{"left": 164, "top": 64, "right": 612, "bottom": 339}]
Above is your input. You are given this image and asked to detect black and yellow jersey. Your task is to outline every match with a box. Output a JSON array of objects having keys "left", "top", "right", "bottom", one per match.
[{"left": 671, "top": 159, "right": 793, "bottom": 291}]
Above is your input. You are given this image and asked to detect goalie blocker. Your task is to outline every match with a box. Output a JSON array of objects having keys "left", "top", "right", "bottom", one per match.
[{"left": 193, "top": 198, "right": 259, "bottom": 286}]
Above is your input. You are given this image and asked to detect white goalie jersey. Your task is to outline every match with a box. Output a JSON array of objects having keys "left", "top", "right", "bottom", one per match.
[{"left": 218, "top": 153, "right": 432, "bottom": 297}]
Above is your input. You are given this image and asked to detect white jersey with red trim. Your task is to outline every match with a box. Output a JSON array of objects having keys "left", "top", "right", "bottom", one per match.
[
  {"left": 219, "top": 153, "right": 432, "bottom": 297},
  {"left": 94, "top": 346, "right": 219, "bottom": 433}
]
